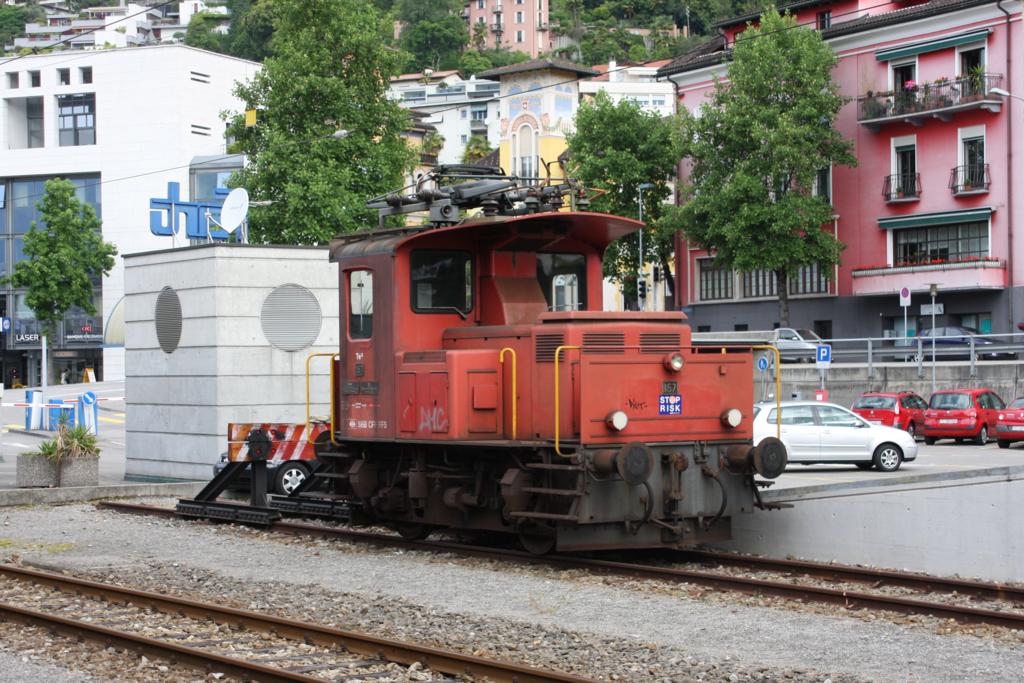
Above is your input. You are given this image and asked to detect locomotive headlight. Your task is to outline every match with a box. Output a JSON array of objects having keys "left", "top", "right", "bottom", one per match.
[
  {"left": 720, "top": 408, "right": 743, "bottom": 429},
  {"left": 605, "top": 410, "right": 629, "bottom": 431},
  {"left": 663, "top": 352, "right": 684, "bottom": 373}
]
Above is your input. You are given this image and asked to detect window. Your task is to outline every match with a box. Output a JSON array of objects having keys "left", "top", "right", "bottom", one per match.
[
  {"left": 698, "top": 258, "right": 733, "bottom": 301},
  {"left": 816, "top": 10, "right": 831, "bottom": 30},
  {"left": 537, "top": 253, "right": 587, "bottom": 311},
  {"left": 734, "top": 323, "right": 748, "bottom": 331},
  {"left": 895, "top": 143, "right": 916, "bottom": 197},
  {"left": 515, "top": 123, "right": 535, "bottom": 178},
  {"left": 348, "top": 270, "right": 373, "bottom": 339},
  {"left": 814, "top": 167, "right": 831, "bottom": 205},
  {"left": 767, "top": 405, "right": 815, "bottom": 425},
  {"left": 57, "top": 68, "right": 70, "bottom": 86},
  {"left": 58, "top": 93, "right": 96, "bottom": 146},
  {"left": 930, "top": 392, "right": 970, "bottom": 410},
  {"left": 962, "top": 135, "right": 985, "bottom": 188},
  {"left": 410, "top": 250, "right": 473, "bottom": 314},
  {"left": 29, "top": 71, "right": 40, "bottom": 87},
  {"left": 79, "top": 66, "right": 92, "bottom": 84},
  {"left": 471, "top": 104, "right": 487, "bottom": 120},
  {"left": 460, "top": 108, "right": 468, "bottom": 119},
  {"left": 6, "top": 72, "right": 17, "bottom": 88},
  {"left": 892, "top": 62, "right": 916, "bottom": 92},
  {"left": 955, "top": 312, "right": 992, "bottom": 334},
  {"left": 516, "top": 11, "right": 523, "bottom": 22},
  {"left": 959, "top": 46, "right": 984, "bottom": 96},
  {"left": 816, "top": 405, "right": 863, "bottom": 427},
  {"left": 791, "top": 263, "right": 828, "bottom": 295},
  {"left": 894, "top": 221, "right": 988, "bottom": 264},
  {"left": 193, "top": 169, "right": 233, "bottom": 202},
  {"left": 854, "top": 396, "right": 897, "bottom": 410},
  {"left": 742, "top": 270, "right": 776, "bottom": 298},
  {"left": 516, "top": 30, "right": 524, "bottom": 43},
  {"left": 460, "top": 134, "right": 468, "bottom": 143},
  {"left": 26, "top": 97, "right": 43, "bottom": 148},
  {"left": 697, "top": 325, "right": 711, "bottom": 332},
  {"left": 477, "top": 0, "right": 484, "bottom": 8}
]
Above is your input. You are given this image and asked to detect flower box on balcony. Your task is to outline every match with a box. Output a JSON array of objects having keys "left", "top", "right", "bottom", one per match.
[{"left": 852, "top": 257, "right": 1002, "bottom": 277}]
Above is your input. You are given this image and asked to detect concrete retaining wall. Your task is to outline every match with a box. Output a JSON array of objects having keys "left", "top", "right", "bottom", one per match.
[
  {"left": 124, "top": 244, "right": 339, "bottom": 481},
  {"left": 717, "top": 466, "right": 1024, "bottom": 583},
  {"left": 761, "top": 362, "right": 1024, "bottom": 407}
]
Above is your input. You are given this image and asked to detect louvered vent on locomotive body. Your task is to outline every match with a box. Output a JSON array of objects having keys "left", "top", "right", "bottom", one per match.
[
  {"left": 535, "top": 333, "right": 566, "bottom": 362},
  {"left": 640, "top": 332, "right": 682, "bottom": 354},
  {"left": 582, "top": 332, "right": 625, "bottom": 354}
]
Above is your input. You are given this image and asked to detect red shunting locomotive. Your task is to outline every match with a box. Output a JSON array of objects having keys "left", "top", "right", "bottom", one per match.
[{"left": 182, "top": 167, "right": 786, "bottom": 553}]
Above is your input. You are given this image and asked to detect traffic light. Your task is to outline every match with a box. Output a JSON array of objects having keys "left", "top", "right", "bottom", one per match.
[{"left": 638, "top": 279, "right": 648, "bottom": 299}]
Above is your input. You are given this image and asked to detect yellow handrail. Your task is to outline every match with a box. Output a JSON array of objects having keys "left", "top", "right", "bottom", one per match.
[
  {"left": 553, "top": 345, "right": 580, "bottom": 456},
  {"left": 752, "top": 345, "right": 782, "bottom": 439},
  {"left": 305, "top": 352, "right": 340, "bottom": 446},
  {"left": 499, "top": 347, "right": 517, "bottom": 440}
]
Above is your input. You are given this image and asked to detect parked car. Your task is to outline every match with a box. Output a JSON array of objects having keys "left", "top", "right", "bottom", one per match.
[
  {"left": 213, "top": 454, "right": 312, "bottom": 495},
  {"left": 911, "top": 326, "right": 1016, "bottom": 361},
  {"left": 851, "top": 392, "right": 927, "bottom": 438},
  {"left": 922, "top": 388, "right": 1005, "bottom": 445},
  {"left": 995, "top": 397, "right": 1024, "bottom": 449},
  {"left": 774, "top": 328, "right": 824, "bottom": 362},
  {"left": 753, "top": 401, "right": 918, "bottom": 472}
]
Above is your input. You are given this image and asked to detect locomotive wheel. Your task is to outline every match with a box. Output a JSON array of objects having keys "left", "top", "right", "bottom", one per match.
[
  {"left": 517, "top": 522, "right": 556, "bottom": 555},
  {"left": 394, "top": 522, "right": 433, "bottom": 541}
]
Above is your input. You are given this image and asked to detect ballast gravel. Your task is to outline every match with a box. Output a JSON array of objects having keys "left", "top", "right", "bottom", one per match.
[
  {"left": 0, "top": 641, "right": 100, "bottom": 683},
  {"left": 0, "top": 503, "right": 1021, "bottom": 683}
]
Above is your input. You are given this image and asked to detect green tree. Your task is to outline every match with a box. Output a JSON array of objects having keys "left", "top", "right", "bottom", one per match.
[
  {"left": 396, "top": 0, "right": 461, "bottom": 24},
  {"left": 461, "top": 134, "right": 495, "bottom": 163},
  {"left": 677, "top": 8, "right": 855, "bottom": 325},
  {"left": 401, "top": 15, "right": 468, "bottom": 70},
  {"left": 184, "top": 12, "right": 227, "bottom": 53},
  {"left": 226, "top": 0, "right": 276, "bottom": 61},
  {"left": 4, "top": 179, "right": 116, "bottom": 343},
  {"left": 229, "top": 0, "right": 415, "bottom": 244},
  {"left": 566, "top": 92, "right": 684, "bottom": 305},
  {"left": 459, "top": 49, "right": 493, "bottom": 76},
  {"left": 0, "top": 5, "right": 27, "bottom": 49}
]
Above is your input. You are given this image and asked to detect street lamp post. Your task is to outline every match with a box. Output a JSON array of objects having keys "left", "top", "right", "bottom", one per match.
[
  {"left": 637, "top": 182, "right": 655, "bottom": 311},
  {"left": 990, "top": 87, "right": 1024, "bottom": 103},
  {"left": 929, "top": 283, "right": 938, "bottom": 395}
]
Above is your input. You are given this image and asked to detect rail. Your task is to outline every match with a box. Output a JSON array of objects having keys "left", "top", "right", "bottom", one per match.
[
  {"left": 304, "top": 352, "right": 339, "bottom": 445},
  {"left": 499, "top": 347, "right": 518, "bottom": 440}
]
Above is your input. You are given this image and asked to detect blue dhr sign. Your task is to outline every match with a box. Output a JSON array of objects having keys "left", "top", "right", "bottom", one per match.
[{"left": 149, "top": 182, "right": 232, "bottom": 241}]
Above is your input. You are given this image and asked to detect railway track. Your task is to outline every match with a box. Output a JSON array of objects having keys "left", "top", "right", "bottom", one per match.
[
  {"left": 0, "top": 562, "right": 593, "bottom": 683},
  {"left": 97, "top": 501, "right": 1024, "bottom": 631}
]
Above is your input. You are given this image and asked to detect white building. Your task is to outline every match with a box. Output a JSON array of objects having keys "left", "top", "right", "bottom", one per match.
[
  {"left": 578, "top": 59, "right": 676, "bottom": 118},
  {"left": 0, "top": 44, "right": 259, "bottom": 384},
  {"left": 389, "top": 70, "right": 501, "bottom": 166}
]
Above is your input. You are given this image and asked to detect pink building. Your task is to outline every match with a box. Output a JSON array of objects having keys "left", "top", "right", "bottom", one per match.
[
  {"left": 464, "top": 0, "right": 551, "bottom": 58},
  {"left": 659, "top": 0, "right": 1023, "bottom": 340}
]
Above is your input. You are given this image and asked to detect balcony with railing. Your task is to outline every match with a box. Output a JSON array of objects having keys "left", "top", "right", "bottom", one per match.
[
  {"left": 949, "top": 164, "right": 991, "bottom": 196},
  {"left": 882, "top": 173, "right": 921, "bottom": 203},
  {"left": 857, "top": 73, "right": 1004, "bottom": 131}
]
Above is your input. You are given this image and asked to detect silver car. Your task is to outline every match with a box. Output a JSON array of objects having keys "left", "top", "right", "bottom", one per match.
[{"left": 752, "top": 401, "right": 918, "bottom": 472}]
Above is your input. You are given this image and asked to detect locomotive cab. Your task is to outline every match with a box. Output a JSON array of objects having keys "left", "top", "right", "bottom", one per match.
[{"left": 314, "top": 169, "right": 786, "bottom": 552}]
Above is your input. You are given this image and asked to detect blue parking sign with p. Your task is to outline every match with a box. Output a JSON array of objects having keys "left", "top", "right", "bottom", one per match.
[{"left": 816, "top": 344, "right": 832, "bottom": 364}]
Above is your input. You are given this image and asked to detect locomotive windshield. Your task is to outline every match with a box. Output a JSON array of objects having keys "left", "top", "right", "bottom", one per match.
[
  {"left": 536, "top": 253, "right": 587, "bottom": 312},
  {"left": 410, "top": 250, "right": 473, "bottom": 314}
]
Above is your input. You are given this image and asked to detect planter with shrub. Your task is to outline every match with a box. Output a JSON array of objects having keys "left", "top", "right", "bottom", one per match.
[{"left": 16, "top": 423, "right": 101, "bottom": 488}]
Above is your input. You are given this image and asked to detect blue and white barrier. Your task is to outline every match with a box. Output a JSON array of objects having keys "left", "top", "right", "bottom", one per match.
[
  {"left": 10, "top": 391, "right": 121, "bottom": 432},
  {"left": 78, "top": 391, "right": 98, "bottom": 435}
]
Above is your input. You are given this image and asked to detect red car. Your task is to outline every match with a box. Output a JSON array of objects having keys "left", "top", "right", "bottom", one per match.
[
  {"left": 923, "top": 388, "right": 1005, "bottom": 445},
  {"left": 995, "top": 397, "right": 1024, "bottom": 449},
  {"left": 851, "top": 392, "right": 927, "bottom": 438}
]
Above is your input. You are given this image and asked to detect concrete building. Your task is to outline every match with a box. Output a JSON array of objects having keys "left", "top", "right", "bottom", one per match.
[
  {"left": 124, "top": 244, "right": 338, "bottom": 481},
  {"left": 389, "top": 70, "right": 501, "bottom": 166},
  {"left": 0, "top": 44, "right": 259, "bottom": 385},
  {"left": 579, "top": 59, "right": 675, "bottom": 118},
  {"left": 464, "top": 0, "right": 551, "bottom": 58},
  {"left": 659, "top": 0, "right": 1023, "bottom": 340}
]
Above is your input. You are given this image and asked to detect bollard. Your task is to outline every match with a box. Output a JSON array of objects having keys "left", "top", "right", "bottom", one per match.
[
  {"left": 916, "top": 338, "right": 924, "bottom": 379},
  {"left": 867, "top": 339, "right": 874, "bottom": 379},
  {"left": 969, "top": 336, "right": 976, "bottom": 377},
  {"left": 25, "top": 390, "right": 43, "bottom": 430}
]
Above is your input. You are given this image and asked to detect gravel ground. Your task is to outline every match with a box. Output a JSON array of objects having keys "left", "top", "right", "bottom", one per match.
[
  {"left": 0, "top": 638, "right": 101, "bottom": 683},
  {"left": 0, "top": 503, "right": 1021, "bottom": 682}
]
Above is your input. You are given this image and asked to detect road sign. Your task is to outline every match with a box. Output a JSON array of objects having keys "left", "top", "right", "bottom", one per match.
[
  {"left": 757, "top": 355, "right": 770, "bottom": 372},
  {"left": 816, "top": 344, "right": 832, "bottom": 369},
  {"left": 899, "top": 286, "right": 911, "bottom": 307},
  {"left": 0, "top": 317, "right": 9, "bottom": 333},
  {"left": 921, "top": 303, "right": 944, "bottom": 315}
]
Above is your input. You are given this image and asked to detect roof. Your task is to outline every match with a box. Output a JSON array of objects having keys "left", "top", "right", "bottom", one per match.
[
  {"left": 330, "top": 211, "right": 643, "bottom": 262},
  {"left": 477, "top": 58, "right": 599, "bottom": 80},
  {"left": 590, "top": 59, "right": 672, "bottom": 81},
  {"left": 391, "top": 69, "right": 460, "bottom": 83},
  {"left": 658, "top": 0, "right": 1000, "bottom": 78}
]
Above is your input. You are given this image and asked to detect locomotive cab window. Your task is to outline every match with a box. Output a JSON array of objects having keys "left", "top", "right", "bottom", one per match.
[
  {"left": 410, "top": 250, "right": 473, "bottom": 314},
  {"left": 537, "top": 253, "right": 587, "bottom": 311},
  {"left": 348, "top": 269, "right": 373, "bottom": 339}
]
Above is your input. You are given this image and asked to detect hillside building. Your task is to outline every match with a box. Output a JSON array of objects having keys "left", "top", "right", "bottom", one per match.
[
  {"left": 463, "top": 0, "right": 551, "bottom": 58},
  {"left": 659, "top": 0, "right": 1023, "bottom": 340}
]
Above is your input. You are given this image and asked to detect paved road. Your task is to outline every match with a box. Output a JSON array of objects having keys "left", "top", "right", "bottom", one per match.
[{"left": 0, "top": 381, "right": 126, "bottom": 488}]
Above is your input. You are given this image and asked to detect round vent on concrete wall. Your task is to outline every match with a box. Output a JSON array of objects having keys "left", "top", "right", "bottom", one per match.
[
  {"left": 261, "top": 284, "right": 322, "bottom": 351},
  {"left": 154, "top": 286, "right": 182, "bottom": 354}
]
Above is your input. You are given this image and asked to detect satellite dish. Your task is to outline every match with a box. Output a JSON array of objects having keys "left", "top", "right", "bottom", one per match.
[{"left": 219, "top": 188, "right": 250, "bottom": 233}]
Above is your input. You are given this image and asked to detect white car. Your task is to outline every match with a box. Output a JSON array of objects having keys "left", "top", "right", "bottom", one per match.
[{"left": 752, "top": 401, "right": 918, "bottom": 472}]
